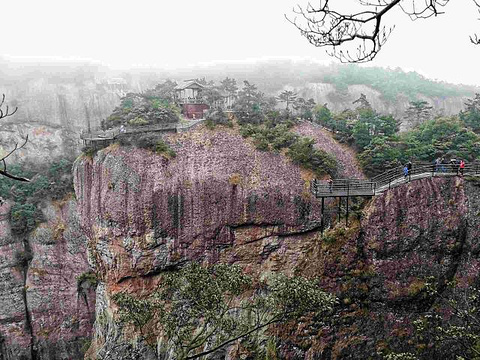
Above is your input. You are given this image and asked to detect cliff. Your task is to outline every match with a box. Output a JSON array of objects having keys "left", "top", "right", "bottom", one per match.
[
  {"left": 0, "top": 197, "right": 95, "bottom": 359},
  {"left": 73, "top": 122, "right": 480, "bottom": 359},
  {"left": 300, "top": 176, "right": 480, "bottom": 358},
  {"left": 71, "top": 120, "right": 480, "bottom": 359},
  {"left": 72, "top": 123, "right": 360, "bottom": 357}
]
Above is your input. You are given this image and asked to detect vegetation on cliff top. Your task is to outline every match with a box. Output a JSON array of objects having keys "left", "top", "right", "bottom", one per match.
[
  {"left": 102, "top": 81, "right": 181, "bottom": 130},
  {"left": 314, "top": 93, "right": 480, "bottom": 176},
  {"left": 239, "top": 121, "right": 338, "bottom": 177}
]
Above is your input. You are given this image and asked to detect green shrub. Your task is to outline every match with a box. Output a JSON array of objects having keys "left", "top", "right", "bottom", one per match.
[
  {"left": 155, "top": 139, "right": 176, "bottom": 158},
  {"left": 111, "top": 292, "right": 154, "bottom": 331},
  {"left": 287, "top": 138, "right": 338, "bottom": 177},
  {"left": 122, "top": 98, "right": 134, "bottom": 109},
  {"left": 10, "top": 203, "right": 44, "bottom": 235},
  {"left": 81, "top": 145, "right": 99, "bottom": 158},
  {"left": 240, "top": 123, "right": 338, "bottom": 176},
  {"left": 116, "top": 133, "right": 176, "bottom": 158},
  {"left": 205, "top": 118, "right": 215, "bottom": 130},
  {"left": 2, "top": 160, "right": 74, "bottom": 236},
  {"left": 205, "top": 108, "right": 229, "bottom": 127},
  {"left": 128, "top": 116, "right": 149, "bottom": 127}
]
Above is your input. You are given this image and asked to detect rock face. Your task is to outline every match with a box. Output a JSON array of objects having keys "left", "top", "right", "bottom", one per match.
[
  {"left": 294, "top": 122, "right": 365, "bottom": 179},
  {"left": 0, "top": 123, "right": 80, "bottom": 167},
  {"left": 73, "top": 125, "right": 480, "bottom": 359},
  {"left": 0, "top": 79, "right": 125, "bottom": 131},
  {"left": 0, "top": 198, "right": 95, "bottom": 359},
  {"left": 73, "top": 124, "right": 361, "bottom": 357},
  {"left": 301, "top": 176, "right": 478, "bottom": 358}
]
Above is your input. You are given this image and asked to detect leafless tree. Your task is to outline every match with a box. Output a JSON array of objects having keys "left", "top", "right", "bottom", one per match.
[
  {"left": 0, "top": 94, "right": 29, "bottom": 182},
  {"left": 287, "top": 0, "right": 480, "bottom": 63},
  {"left": 472, "top": 0, "right": 480, "bottom": 44}
]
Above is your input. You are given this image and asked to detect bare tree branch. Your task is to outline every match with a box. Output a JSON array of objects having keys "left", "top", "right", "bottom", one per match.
[
  {"left": 0, "top": 169, "right": 30, "bottom": 182},
  {"left": 471, "top": 0, "right": 480, "bottom": 44},
  {"left": 0, "top": 94, "right": 18, "bottom": 120},
  {"left": 286, "top": 0, "right": 466, "bottom": 63},
  {"left": 0, "top": 94, "right": 30, "bottom": 182}
]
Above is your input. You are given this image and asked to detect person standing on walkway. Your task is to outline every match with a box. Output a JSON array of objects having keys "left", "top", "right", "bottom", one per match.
[
  {"left": 403, "top": 165, "right": 409, "bottom": 180},
  {"left": 440, "top": 157, "right": 446, "bottom": 173},
  {"left": 460, "top": 160, "right": 465, "bottom": 176},
  {"left": 407, "top": 161, "right": 412, "bottom": 181},
  {"left": 449, "top": 158, "right": 457, "bottom": 174},
  {"left": 434, "top": 157, "right": 441, "bottom": 173}
]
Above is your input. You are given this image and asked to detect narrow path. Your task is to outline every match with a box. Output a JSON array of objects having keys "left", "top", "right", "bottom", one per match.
[{"left": 80, "top": 119, "right": 205, "bottom": 147}]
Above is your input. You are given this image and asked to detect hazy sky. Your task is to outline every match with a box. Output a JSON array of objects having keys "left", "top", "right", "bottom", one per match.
[{"left": 2, "top": 0, "right": 480, "bottom": 86}]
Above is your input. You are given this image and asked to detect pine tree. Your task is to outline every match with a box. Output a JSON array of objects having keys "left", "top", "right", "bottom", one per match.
[{"left": 405, "top": 100, "right": 433, "bottom": 128}]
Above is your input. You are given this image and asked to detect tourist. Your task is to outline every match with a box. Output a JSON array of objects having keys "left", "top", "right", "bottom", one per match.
[
  {"left": 440, "top": 157, "right": 446, "bottom": 172},
  {"left": 460, "top": 160, "right": 465, "bottom": 176},
  {"left": 434, "top": 157, "right": 441, "bottom": 173}
]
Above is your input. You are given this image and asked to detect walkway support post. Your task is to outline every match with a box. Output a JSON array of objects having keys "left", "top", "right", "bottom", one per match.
[
  {"left": 321, "top": 197, "right": 325, "bottom": 234},
  {"left": 338, "top": 197, "right": 341, "bottom": 223},
  {"left": 346, "top": 182, "right": 350, "bottom": 227}
]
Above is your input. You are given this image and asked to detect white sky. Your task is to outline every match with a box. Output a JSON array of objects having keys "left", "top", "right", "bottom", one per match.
[{"left": 1, "top": 0, "right": 480, "bottom": 86}]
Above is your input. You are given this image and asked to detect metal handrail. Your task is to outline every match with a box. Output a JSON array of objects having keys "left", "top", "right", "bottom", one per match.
[{"left": 313, "top": 162, "right": 480, "bottom": 198}]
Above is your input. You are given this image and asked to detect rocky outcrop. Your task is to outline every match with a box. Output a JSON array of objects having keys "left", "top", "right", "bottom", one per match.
[
  {"left": 73, "top": 125, "right": 480, "bottom": 359},
  {"left": 0, "top": 198, "right": 95, "bottom": 359},
  {"left": 294, "top": 122, "right": 365, "bottom": 179},
  {"left": 73, "top": 124, "right": 361, "bottom": 357},
  {"left": 286, "top": 176, "right": 480, "bottom": 359}
]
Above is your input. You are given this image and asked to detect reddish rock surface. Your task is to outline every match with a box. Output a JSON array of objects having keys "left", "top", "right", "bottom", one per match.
[
  {"left": 73, "top": 124, "right": 480, "bottom": 359},
  {"left": 74, "top": 125, "right": 340, "bottom": 284},
  {"left": 0, "top": 198, "right": 95, "bottom": 359},
  {"left": 294, "top": 121, "right": 365, "bottom": 179},
  {"left": 74, "top": 124, "right": 361, "bottom": 357}
]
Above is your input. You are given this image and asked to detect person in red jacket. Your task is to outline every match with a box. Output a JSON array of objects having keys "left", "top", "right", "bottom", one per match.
[{"left": 459, "top": 160, "right": 465, "bottom": 176}]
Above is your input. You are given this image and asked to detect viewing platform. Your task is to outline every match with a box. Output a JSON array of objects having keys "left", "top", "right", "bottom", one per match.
[{"left": 312, "top": 162, "right": 480, "bottom": 199}]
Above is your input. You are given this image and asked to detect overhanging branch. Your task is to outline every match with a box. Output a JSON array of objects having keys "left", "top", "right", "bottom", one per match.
[
  {"left": 287, "top": 0, "right": 458, "bottom": 63},
  {"left": 0, "top": 94, "right": 30, "bottom": 182}
]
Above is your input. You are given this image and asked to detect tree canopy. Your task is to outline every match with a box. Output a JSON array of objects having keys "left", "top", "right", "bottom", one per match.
[{"left": 113, "top": 263, "right": 335, "bottom": 359}]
